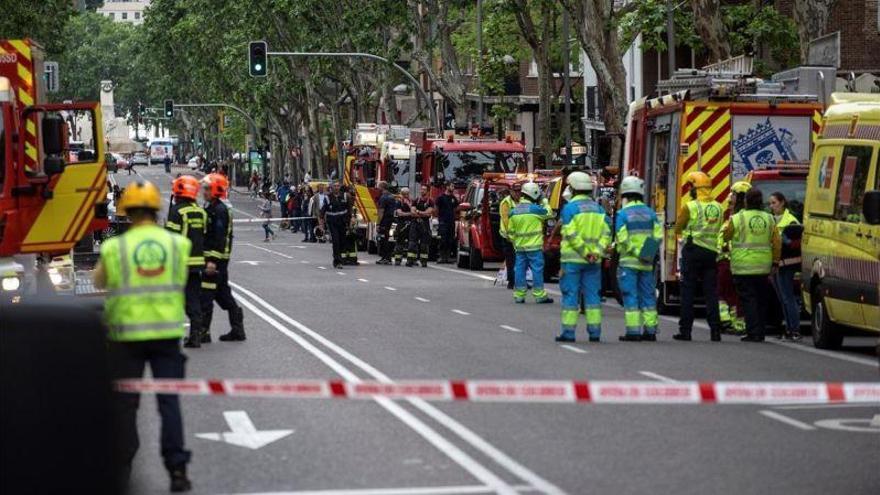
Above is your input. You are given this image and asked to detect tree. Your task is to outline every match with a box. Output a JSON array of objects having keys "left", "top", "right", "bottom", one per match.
[
  {"left": 0, "top": 0, "right": 73, "bottom": 55},
  {"left": 793, "top": 0, "right": 837, "bottom": 63},
  {"left": 690, "top": 0, "right": 730, "bottom": 63}
]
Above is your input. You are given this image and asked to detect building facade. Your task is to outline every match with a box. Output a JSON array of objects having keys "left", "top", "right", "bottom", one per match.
[{"left": 97, "top": 0, "right": 150, "bottom": 25}]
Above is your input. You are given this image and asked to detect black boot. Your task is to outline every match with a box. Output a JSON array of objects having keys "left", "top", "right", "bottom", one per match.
[
  {"left": 169, "top": 467, "right": 192, "bottom": 492},
  {"left": 672, "top": 333, "right": 692, "bottom": 341},
  {"left": 710, "top": 328, "right": 722, "bottom": 342},
  {"left": 619, "top": 334, "right": 642, "bottom": 342},
  {"left": 641, "top": 333, "right": 657, "bottom": 342},
  {"left": 220, "top": 307, "right": 246, "bottom": 341}
]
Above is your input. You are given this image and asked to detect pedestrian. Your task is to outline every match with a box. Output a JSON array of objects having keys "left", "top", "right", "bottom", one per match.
[
  {"left": 163, "top": 154, "right": 172, "bottom": 174},
  {"left": 249, "top": 171, "right": 259, "bottom": 192},
  {"left": 407, "top": 186, "right": 435, "bottom": 267},
  {"left": 769, "top": 191, "right": 801, "bottom": 341},
  {"left": 260, "top": 192, "right": 276, "bottom": 242},
  {"left": 674, "top": 171, "right": 724, "bottom": 342},
  {"left": 717, "top": 181, "right": 751, "bottom": 335},
  {"left": 277, "top": 180, "right": 291, "bottom": 229},
  {"left": 166, "top": 175, "right": 208, "bottom": 349},
  {"left": 555, "top": 172, "right": 608, "bottom": 342},
  {"left": 288, "top": 187, "right": 302, "bottom": 232},
  {"left": 435, "top": 182, "right": 459, "bottom": 264},
  {"left": 614, "top": 176, "right": 663, "bottom": 342},
  {"left": 127, "top": 156, "right": 136, "bottom": 175},
  {"left": 313, "top": 185, "right": 329, "bottom": 243},
  {"left": 375, "top": 181, "right": 396, "bottom": 264},
  {"left": 393, "top": 187, "right": 413, "bottom": 265},
  {"left": 498, "top": 184, "right": 521, "bottom": 289},
  {"left": 340, "top": 185, "right": 359, "bottom": 265},
  {"left": 724, "top": 188, "right": 781, "bottom": 342},
  {"left": 200, "top": 173, "right": 246, "bottom": 342},
  {"left": 302, "top": 187, "right": 317, "bottom": 242},
  {"left": 322, "top": 183, "right": 351, "bottom": 269},
  {"left": 92, "top": 181, "right": 193, "bottom": 492},
  {"left": 508, "top": 182, "right": 554, "bottom": 304}
]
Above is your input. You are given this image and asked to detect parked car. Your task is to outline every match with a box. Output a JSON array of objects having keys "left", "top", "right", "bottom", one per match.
[
  {"left": 131, "top": 152, "right": 149, "bottom": 166},
  {"left": 111, "top": 152, "right": 129, "bottom": 171}
]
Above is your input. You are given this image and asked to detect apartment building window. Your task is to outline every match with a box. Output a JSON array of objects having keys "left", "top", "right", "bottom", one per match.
[
  {"left": 122, "top": 12, "right": 128, "bottom": 20},
  {"left": 135, "top": 12, "right": 140, "bottom": 20},
  {"left": 108, "top": 12, "right": 115, "bottom": 20}
]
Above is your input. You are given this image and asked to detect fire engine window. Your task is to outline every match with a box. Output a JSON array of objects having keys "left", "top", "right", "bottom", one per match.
[
  {"left": 390, "top": 159, "right": 410, "bottom": 189},
  {"left": 63, "top": 110, "right": 99, "bottom": 165},
  {"left": 834, "top": 145, "right": 873, "bottom": 223},
  {"left": 437, "top": 151, "right": 522, "bottom": 185}
]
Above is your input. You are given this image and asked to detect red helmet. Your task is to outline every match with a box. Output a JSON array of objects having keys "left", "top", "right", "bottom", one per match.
[
  {"left": 172, "top": 175, "right": 200, "bottom": 200},
  {"left": 203, "top": 173, "right": 229, "bottom": 199}
]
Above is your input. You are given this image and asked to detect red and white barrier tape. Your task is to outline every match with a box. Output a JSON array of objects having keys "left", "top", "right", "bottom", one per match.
[{"left": 114, "top": 379, "right": 880, "bottom": 405}]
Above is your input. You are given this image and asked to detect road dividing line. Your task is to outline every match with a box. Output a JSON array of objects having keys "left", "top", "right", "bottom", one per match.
[
  {"left": 337, "top": 272, "right": 345, "bottom": 276},
  {"left": 231, "top": 283, "right": 564, "bottom": 495},
  {"left": 428, "top": 264, "right": 496, "bottom": 281},
  {"left": 500, "top": 325, "right": 523, "bottom": 333},
  {"left": 230, "top": 289, "right": 519, "bottom": 494},
  {"left": 300, "top": 260, "right": 310, "bottom": 264},
  {"left": 451, "top": 309, "right": 470, "bottom": 316},
  {"left": 228, "top": 485, "right": 511, "bottom": 495},
  {"left": 414, "top": 297, "right": 430, "bottom": 303},
  {"left": 758, "top": 410, "right": 817, "bottom": 431},
  {"left": 317, "top": 266, "right": 327, "bottom": 270},
  {"left": 241, "top": 243, "right": 295, "bottom": 259},
  {"left": 559, "top": 345, "right": 587, "bottom": 354},
  {"left": 384, "top": 287, "right": 397, "bottom": 291},
  {"left": 357, "top": 278, "right": 369, "bottom": 283},
  {"left": 766, "top": 340, "right": 878, "bottom": 368},
  {"left": 638, "top": 371, "right": 680, "bottom": 383}
]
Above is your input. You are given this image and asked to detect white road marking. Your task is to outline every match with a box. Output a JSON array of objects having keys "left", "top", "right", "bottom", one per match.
[
  {"left": 451, "top": 309, "right": 470, "bottom": 316},
  {"left": 337, "top": 272, "right": 346, "bottom": 276},
  {"left": 239, "top": 261, "right": 262, "bottom": 266},
  {"left": 814, "top": 416, "right": 880, "bottom": 433},
  {"left": 773, "top": 403, "right": 880, "bottom": 410},
  {"left": 428, "top": 264, "right": 496, "bottom": 281},
  {"left": 357, "top": 278, "right": 369, "bottom": 283},
  {"left": 500, "top": 325, "right": 523, "bottom": 333},
  {"left": 195, "top": 410, "right": 293, "bottom": 450},
  {"left": 638, "top": 371, "right": 680, "bottom": 383},
  {"left": 317, "top": 266, "right": 327, "bottom": 270},
  {"left": 231, "top": 206, "right": 258, "bottom": 219},
  {"left": 242, "top": 243, "right": 295, "bottom": 259},
  {"left": 384, "top": 286, "right": 397, "bottom": 291},
  {"left": 228, "top": 485, "right": 531, "bottom": 495},
  {"left": 758, "top": 410, "right": 818, "bottom": 431},
  {"left": 415, "top": 297, "right": 430, "bottom": 303},
  {"left": 231, "top": 283, "right": 563, "bottom": 495},
  {"left": 766, "top": 340, "right": 878, "bottom": 368},
  {"left": 559, "top": 345, "right": 587, "bottom": 354},
  {"left": 300, "top": 260, "right": 310, "bottom": 264}
]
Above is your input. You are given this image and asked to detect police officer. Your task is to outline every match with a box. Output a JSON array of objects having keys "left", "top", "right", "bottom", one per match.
[
  {"left": 166, "top": 175, "right": 208, "bottom": 348},
  {"left": 339, "top": 185, "right": 359, "bottom": 265},
  {"left": 724, "top": 188, "right": 781, "bottom": 342},
  {"left": 201, "top": 173, "right": 246, "bottom": 342},
  {"left": 393, "top": 187, "right": 413, "bottom": 265},
  {"left": 322, "top": 183, "right": 351, "bottom": 269},
  {"left": 93, "top": 181, "right": 192, "bottom": 492},
  {"left": 375, "top": 181, "right": 397, "bottom": 264},
  {"left": 555, "top": 172, "right": 609, "bottom": 342},
  {"left": 407, "top": 186, "right": 435, "bottom": 267},
  {"left": 614, "top": 176, "right": 662, "bottom": 342},
  {"left": 674, "top": 171, "right": 724, "bottom": 342},
  {"left": 498, "top": 184, "right": 520, "bottom": 289},
  {"left": 508, "top": 182, "right": 554, "bottom": 304},
  {"left": 718, "top": 180, "right": 751, "bottom": 335}
]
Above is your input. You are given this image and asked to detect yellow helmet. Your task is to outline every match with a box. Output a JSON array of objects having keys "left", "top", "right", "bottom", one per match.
[
  {"left": 731, "top": 180, "right": 752, "bottom": 194},
  {"left": 687, "top": 171, "right": 711, "bottom": 189},
  {"left": 118, "top": 181, "right": 161, "bottom": 215}
]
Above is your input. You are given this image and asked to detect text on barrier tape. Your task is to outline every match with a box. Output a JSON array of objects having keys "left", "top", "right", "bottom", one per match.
[{"left": 113, "top": 379, "right": 880, "bottom": 405}]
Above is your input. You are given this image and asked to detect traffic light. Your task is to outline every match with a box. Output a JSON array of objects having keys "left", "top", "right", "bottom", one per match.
[
  {"left": 164, "top": 99, "right": 174, "bottom": 118},
  {"left": 249, "top": 41, "right": 268, "bottom": 77},
  {"left": 138, "top": 102, "right": 145, "bottom": 115}
]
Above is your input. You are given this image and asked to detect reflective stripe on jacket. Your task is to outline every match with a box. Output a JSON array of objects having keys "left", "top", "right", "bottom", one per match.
[
  {"left": 615, "top": 201, "right": 662, "bottom": 270},
  {"left": 730, "top": 209, "right": 775, "bottom": 275},
  {"left": 166, "top": 200, "right": 207, "bottom": 268},
  {"left": 560, "top": 195, "right": 611, "bottom": 264},
  {"left": 499, "top": 195, "right": 516, "bottom": 239}
]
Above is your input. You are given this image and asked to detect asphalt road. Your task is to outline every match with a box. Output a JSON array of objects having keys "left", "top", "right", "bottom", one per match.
[{"left": 118, "top": 166, "right": 879, "bottom": 495}]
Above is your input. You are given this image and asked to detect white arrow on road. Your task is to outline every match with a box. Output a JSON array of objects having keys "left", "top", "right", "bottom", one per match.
[{"left": 195, "top": 411, "right": 293, "bottom": 450}]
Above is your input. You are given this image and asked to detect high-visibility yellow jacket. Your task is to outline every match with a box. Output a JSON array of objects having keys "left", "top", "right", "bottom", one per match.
[
  {"left": 560, "top": 194, "right": 611, "bottom": 264},
  {"left": 508, "top": 198, "right": 552, "bottom": 252}
]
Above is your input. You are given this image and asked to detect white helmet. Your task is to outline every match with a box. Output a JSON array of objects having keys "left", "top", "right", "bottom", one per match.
[
  {"left": 619, "top": 176, "right": 645, "bottom": 196},
  {"left": 566, "top": 171, "right": 593, "bottom": 192},
  {"left": 521, "top": 182, "right": 541, "bottom": 201},
  {"left": 562, "top": 186, "right": 573, "bottom": 202},
  {"left": 400, "top": 187, "right": 410, "bottom": 195}
]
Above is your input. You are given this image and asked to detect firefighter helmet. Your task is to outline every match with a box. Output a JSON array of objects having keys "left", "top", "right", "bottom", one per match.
[
  {"left": 203, "top": 173, "right": 229, "bottom": 199},
  {"left": 619, "top": 176, "right": 645, "bottom": 196},
  {"left": 566, "top": 171, "right": 593, "bottom": 192},
  {"left": 731, "top": 180, "right": 752, "bottom": 194},
  {"left": 521, "top": 182, "right": 541, "bottom": 201},
  {"left": 118, "top": 181, "right": 161, "bottom": 215},
  {"left": 172, "top": 175, "right": 200, "bottom": 200},
  {"left": 686, "top": 171, "right": 711, "bottom": 189}
]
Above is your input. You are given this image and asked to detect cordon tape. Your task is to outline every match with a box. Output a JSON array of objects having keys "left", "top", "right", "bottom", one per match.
[{"left": 115, "top": 379, "right": 880, "bottom": 405}]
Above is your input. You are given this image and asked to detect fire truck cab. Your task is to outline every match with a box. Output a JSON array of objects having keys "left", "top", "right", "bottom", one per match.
[{"left": 623, "top": 68, "right": 823, "bottom": 313}]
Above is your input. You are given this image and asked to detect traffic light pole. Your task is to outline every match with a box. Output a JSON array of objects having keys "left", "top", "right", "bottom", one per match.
[{"left": 266, "top": 51, "right": 437, "bottom": 129}]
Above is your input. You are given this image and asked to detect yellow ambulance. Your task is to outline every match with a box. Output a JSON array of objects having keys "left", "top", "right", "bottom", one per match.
[{"left": 802, "top": 93, "right": 880, "bottom": 349}]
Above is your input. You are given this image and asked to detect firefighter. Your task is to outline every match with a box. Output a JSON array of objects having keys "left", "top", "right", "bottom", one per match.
[
  {"left": 322, "top": 183, "right": 351, "bottom": 269},
  {"left": 674, "top": 171, "right": 724, "bottom": 342},
  {"left": 200, "top": 173, "right": 246, "bottom": 342},
  {"left": 166, "top": 175, "right": 208, "bottom": 348},
  {"left": 92, "top": 181, "right": 193, "bottom": 492},
  {"left": 375, "top": 181, "right": 397, "bottom": 264},
  {"left": 555, "top": 172, "right": 609, "bottom": 342},
  {"left": 508, "top": 182, "right": 554, "bottom": 304},
  {"left": 407, "top": 186, "right": 435, "bottom": 267},
  {"left": 615, "top": 176, "right": 663, "bottom": 342},
  {"left": 393, "top": 187, "right": 413, "bottom": 265},
  {"left": 724, "top": 188, "right": 781, "bottom": 342},
  {"left": 718, "top": 180, "right": 751, "bottom": 334},
  {"left": 340, "top": 185, "right": 359, "bottom": 265},
  {"left": 498, "top": 184, "right": 521, "bottom": 289}
]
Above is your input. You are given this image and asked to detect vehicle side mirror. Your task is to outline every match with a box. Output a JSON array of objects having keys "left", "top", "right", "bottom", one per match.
[
  {"left": 42, "top": 115, "right": 66, "bottom": 156},
  {"left": 863, "top": 190, "right": 880, "bottom": 225}
]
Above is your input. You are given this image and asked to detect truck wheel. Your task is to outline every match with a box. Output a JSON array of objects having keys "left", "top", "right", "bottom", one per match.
[
  {"left": 457, "top": 242, "right": 469, "bottom": 268},
  {"left": 811, "top": 288, "right": 843, "bottom": 349},
  {"left": 468, "top": 242, "right": 483, "bottom": 271}
]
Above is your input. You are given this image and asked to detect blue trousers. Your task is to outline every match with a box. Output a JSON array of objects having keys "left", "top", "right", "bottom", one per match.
[
  {"left": 618, "top": 266, "right": 658, "bottom": 335},
  {"left": 772, "top": 265, "right": 801, "bottom": 332},
  {"left": 514, "top": 250, "right": 547, "bottom": 300},
  {"left": 560, "top": 262, "right": 602, "bottom": 338}
]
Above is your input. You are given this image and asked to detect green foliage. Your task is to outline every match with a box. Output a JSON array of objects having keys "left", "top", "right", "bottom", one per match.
[
  {"left": 724, "top": 4, "right": 799, "bottom": 74},
  {"left": 0, "top": 0, "right": 74, "bottom": 55},
  {"left": 618, "top": 0, "right": 702, "bottom": 53}
]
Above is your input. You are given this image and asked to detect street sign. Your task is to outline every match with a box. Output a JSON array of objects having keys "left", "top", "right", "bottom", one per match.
[
  {"left": 44, "top": 61, "right": 59, "bottom": 93},
  {"left": 195, "top": 411, "right": 293, "bottom": 449}
]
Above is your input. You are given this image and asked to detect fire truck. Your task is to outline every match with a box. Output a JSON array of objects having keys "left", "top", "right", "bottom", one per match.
[
  {"left": 0, "top": 39, "right": 107, "bottom": 301},
  {"left": 622, "top": 68, "right": 824, "bottom": 313}
]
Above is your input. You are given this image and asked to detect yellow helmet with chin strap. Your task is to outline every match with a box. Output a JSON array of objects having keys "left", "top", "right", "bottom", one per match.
[
  {"left": 117, "top": 181, "right": 161, "bottom": 215},
  {"left": 686, "top": 171, "right": 711, "bottom": 189}
]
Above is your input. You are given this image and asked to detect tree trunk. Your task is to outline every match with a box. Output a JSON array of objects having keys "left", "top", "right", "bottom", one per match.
[
  {"left": 513, "top": 0, "right": 555, "bottom": 167},
  {"left": 409, "top": 0, "right": 466, "bottom": 109},
  {"left": 690, "top": 0, "right": 731, "bottom": 63},
  {"left": 793, "top": 0, "right": 837, "bottom": 63}
]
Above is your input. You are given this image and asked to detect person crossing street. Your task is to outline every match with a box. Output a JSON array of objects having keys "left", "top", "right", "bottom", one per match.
[
  {"left": 555, "top": 172, "right": 609, "bottom": 342},
  {"left": 508, "top": 182, "right": 554, "bottom": 304},
  {"left": 614, "top": 176, "right": 663, "bottom": 342},
  {"left": 200, "top": 173, "right": 246, "bottom": 342},
  {"left": 166, "top": 175, "right": 208, "bottom": 349},
  {"left": 407, "top": 186, "right": 435, "bottom": 267},
  {"left": 92, "top": 181, "right": 193, "bottom": 492}
]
